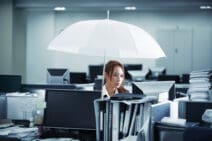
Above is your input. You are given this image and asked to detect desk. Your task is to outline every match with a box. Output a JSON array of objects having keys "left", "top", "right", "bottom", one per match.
[
  {"left": 0, "top": 125, "right": 92, "bottom": 141},
  {"left": 39, "top": 127, "right": 95, "bottom": 140},
  {"left": 21, "top": 83, "right": 94, "bottom": 92}
]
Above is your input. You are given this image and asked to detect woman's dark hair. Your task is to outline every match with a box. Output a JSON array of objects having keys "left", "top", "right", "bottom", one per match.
[{"left": 104, "top": 60, "right": 129, "bottom": 93}]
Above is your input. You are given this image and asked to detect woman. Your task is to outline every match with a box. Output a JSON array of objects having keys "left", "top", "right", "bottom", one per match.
[{"left": 102, "top": 60, "right": 129, "bottom": 97}]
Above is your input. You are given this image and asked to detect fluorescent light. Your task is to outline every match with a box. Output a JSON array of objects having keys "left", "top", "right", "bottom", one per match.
[
  {"left": 124, "top": 6, "right": 136, "bottom": 11},
  {"left": 54, "top": 7, "right": 66, "bottom": 11},
  {"left": 200, "top": 5, "right": 211, "bottom": 10}
]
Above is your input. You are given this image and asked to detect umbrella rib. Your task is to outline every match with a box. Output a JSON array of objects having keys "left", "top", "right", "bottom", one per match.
[{"left": 125, "top": 25, "right": 139, "bottom": 57}]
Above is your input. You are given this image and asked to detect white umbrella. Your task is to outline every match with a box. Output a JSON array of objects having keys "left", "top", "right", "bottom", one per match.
[{"left": 48, "top": 19, "right": 166, "bottom": 59}]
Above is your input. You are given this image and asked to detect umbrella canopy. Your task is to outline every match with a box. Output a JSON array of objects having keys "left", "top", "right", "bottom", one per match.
[{"left": 48, "top": 19, "right": 166, "bottom": 59}]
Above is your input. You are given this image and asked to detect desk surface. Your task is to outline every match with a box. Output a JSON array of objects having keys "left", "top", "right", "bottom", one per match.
[
  {"left": 21, "top": 83, "right": 94, "bottom": 91},
  {"left": 175, "top": 84, "right": 190, "bottom": 89}
]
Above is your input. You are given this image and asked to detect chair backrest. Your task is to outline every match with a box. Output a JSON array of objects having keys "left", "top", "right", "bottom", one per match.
[{"left": 183, "top": 127, "right": 212, "bottom": 141}]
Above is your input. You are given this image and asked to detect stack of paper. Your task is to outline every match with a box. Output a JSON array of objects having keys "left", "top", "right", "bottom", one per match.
[
  {"left": 161, "top": 117, "right": 186, "bottom": 126},
  {"left": 188, "top": 70, "right": 212, "bottom": 101},
  {"left": 0, "top": 126, "right": 39, "bottom": 140},
  {"left": 0, "top": 119, "right": 14, "bottom": 128}
]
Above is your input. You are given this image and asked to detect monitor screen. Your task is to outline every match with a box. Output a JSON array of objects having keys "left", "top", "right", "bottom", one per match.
[
  {"left": 0, "top": 75, "right": 22, "bottom": 93},
  {"left": 88, "top": 65, "right": 103, "bottom": 82},
  {"left": 94, "top": 78, "right": 103, "bottom": 91},
  {"left": 43, "top": 89, "right": 101, "bottom": 130},
  {"left": 124, "top": 64, "right": 142, "bottom": 80},
  {"left": 70, "top": 72, "right": 87, "bottom": 84},
  {"left": 47, "top": 68, "right": 70, "bottom": 84}
]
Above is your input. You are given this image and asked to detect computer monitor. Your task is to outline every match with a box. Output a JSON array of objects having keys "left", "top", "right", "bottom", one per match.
[
  {"left": 94, "top": 78, "right": 103, "bottom": 91},
  {"left": 147, "top": 67, "right": 166, "bottom": 80},
  {"left": 0, "top": 75, "right": 22, "bottom": 93},
  {"left": 132, "top": 83, "right": 144, "bottom": 94},
  {"left": 181, "top": 74, "right": 190, "bottom": 84},
  {"left": 132, "top": 81, "right": 175, "bottom": 101},
  {"left": 124, "top": 64, "right": 142, "bottom": 80},
  {"left": 43, "top": 89, "right": 101, "bottom": 130},
  {"left": 47, "top": 68, "right": 70, "bottom": 84},
  {"left": 158, "top": 75, "right": 180, "bottom": 84},
  {"left": 88, "top": 65, "right": 103, "bottom": 82},
  {"left": 70, "top": 72, "right": 87, "bottom": 84}
]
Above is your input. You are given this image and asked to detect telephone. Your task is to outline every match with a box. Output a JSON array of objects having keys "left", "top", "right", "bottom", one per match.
[{"left": 202, "top": 109, "right": 212, "bottom": 123}]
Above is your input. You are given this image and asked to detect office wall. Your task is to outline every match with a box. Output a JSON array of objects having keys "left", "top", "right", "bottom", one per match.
[
  {"left": 13, "top": 8, "right": 27, "bottom": 82},
  {"left": 0, "top": 0, "right": 13, "bottom": 74},
  {"left": 25, "top": 10, "right": 212, "bottom": 83},
  {"left": 26, "top": 11, "right": 55, "bottom": 84},
  {"left": 192, "top": 28, "right": 212, "bottom": 70},
  {"left": 25, "top": 11, "right": 156, "bottom": 83},
  {"left": 1, "top": 6, "right": 212, "bottom": 83},
  {"left": 112, "top": 11, "right": 212, "bottom": 74}
]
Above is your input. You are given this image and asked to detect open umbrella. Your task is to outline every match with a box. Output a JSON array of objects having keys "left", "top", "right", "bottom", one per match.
[
  {"left": 48, "top": 19, "right": 166, "bottom": 59},
  {"left": 48, "top": 19, "right": 166, "bottom": 98}
]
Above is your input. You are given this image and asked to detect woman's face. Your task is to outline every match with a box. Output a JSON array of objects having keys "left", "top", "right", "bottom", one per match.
[{"left": 107, "top": 66, "right": 124, "bottom": 88}]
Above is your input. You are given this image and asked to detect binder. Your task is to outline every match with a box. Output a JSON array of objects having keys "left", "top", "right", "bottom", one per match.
[
  {"left": 128, "top": 104, "right": 138, "bottom": 136},
  {"left": 111, "top": 102, "right": 120, "bottom": 141},
  {"left": 94, "top": 99, "right": 110, "bottom": 141},
  {"left": 122, "top": 104, "right": 132, "bottom": 136},
  {"left": 94, "top": 96, "right": 156, "bottom": 141},
  {"left": 119, "top": 103, "right": 125, "bottom": 134},
  {"left": 135, "top": 103, "right": 144, "bottom": 134},
  {"left": 94, "top": 99, "right": 101, "bottom": 141}
]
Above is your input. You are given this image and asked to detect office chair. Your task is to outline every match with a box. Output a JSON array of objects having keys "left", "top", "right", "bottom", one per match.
[{"left": 183, "top": 127, "right": 212, "bottom": 141}]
